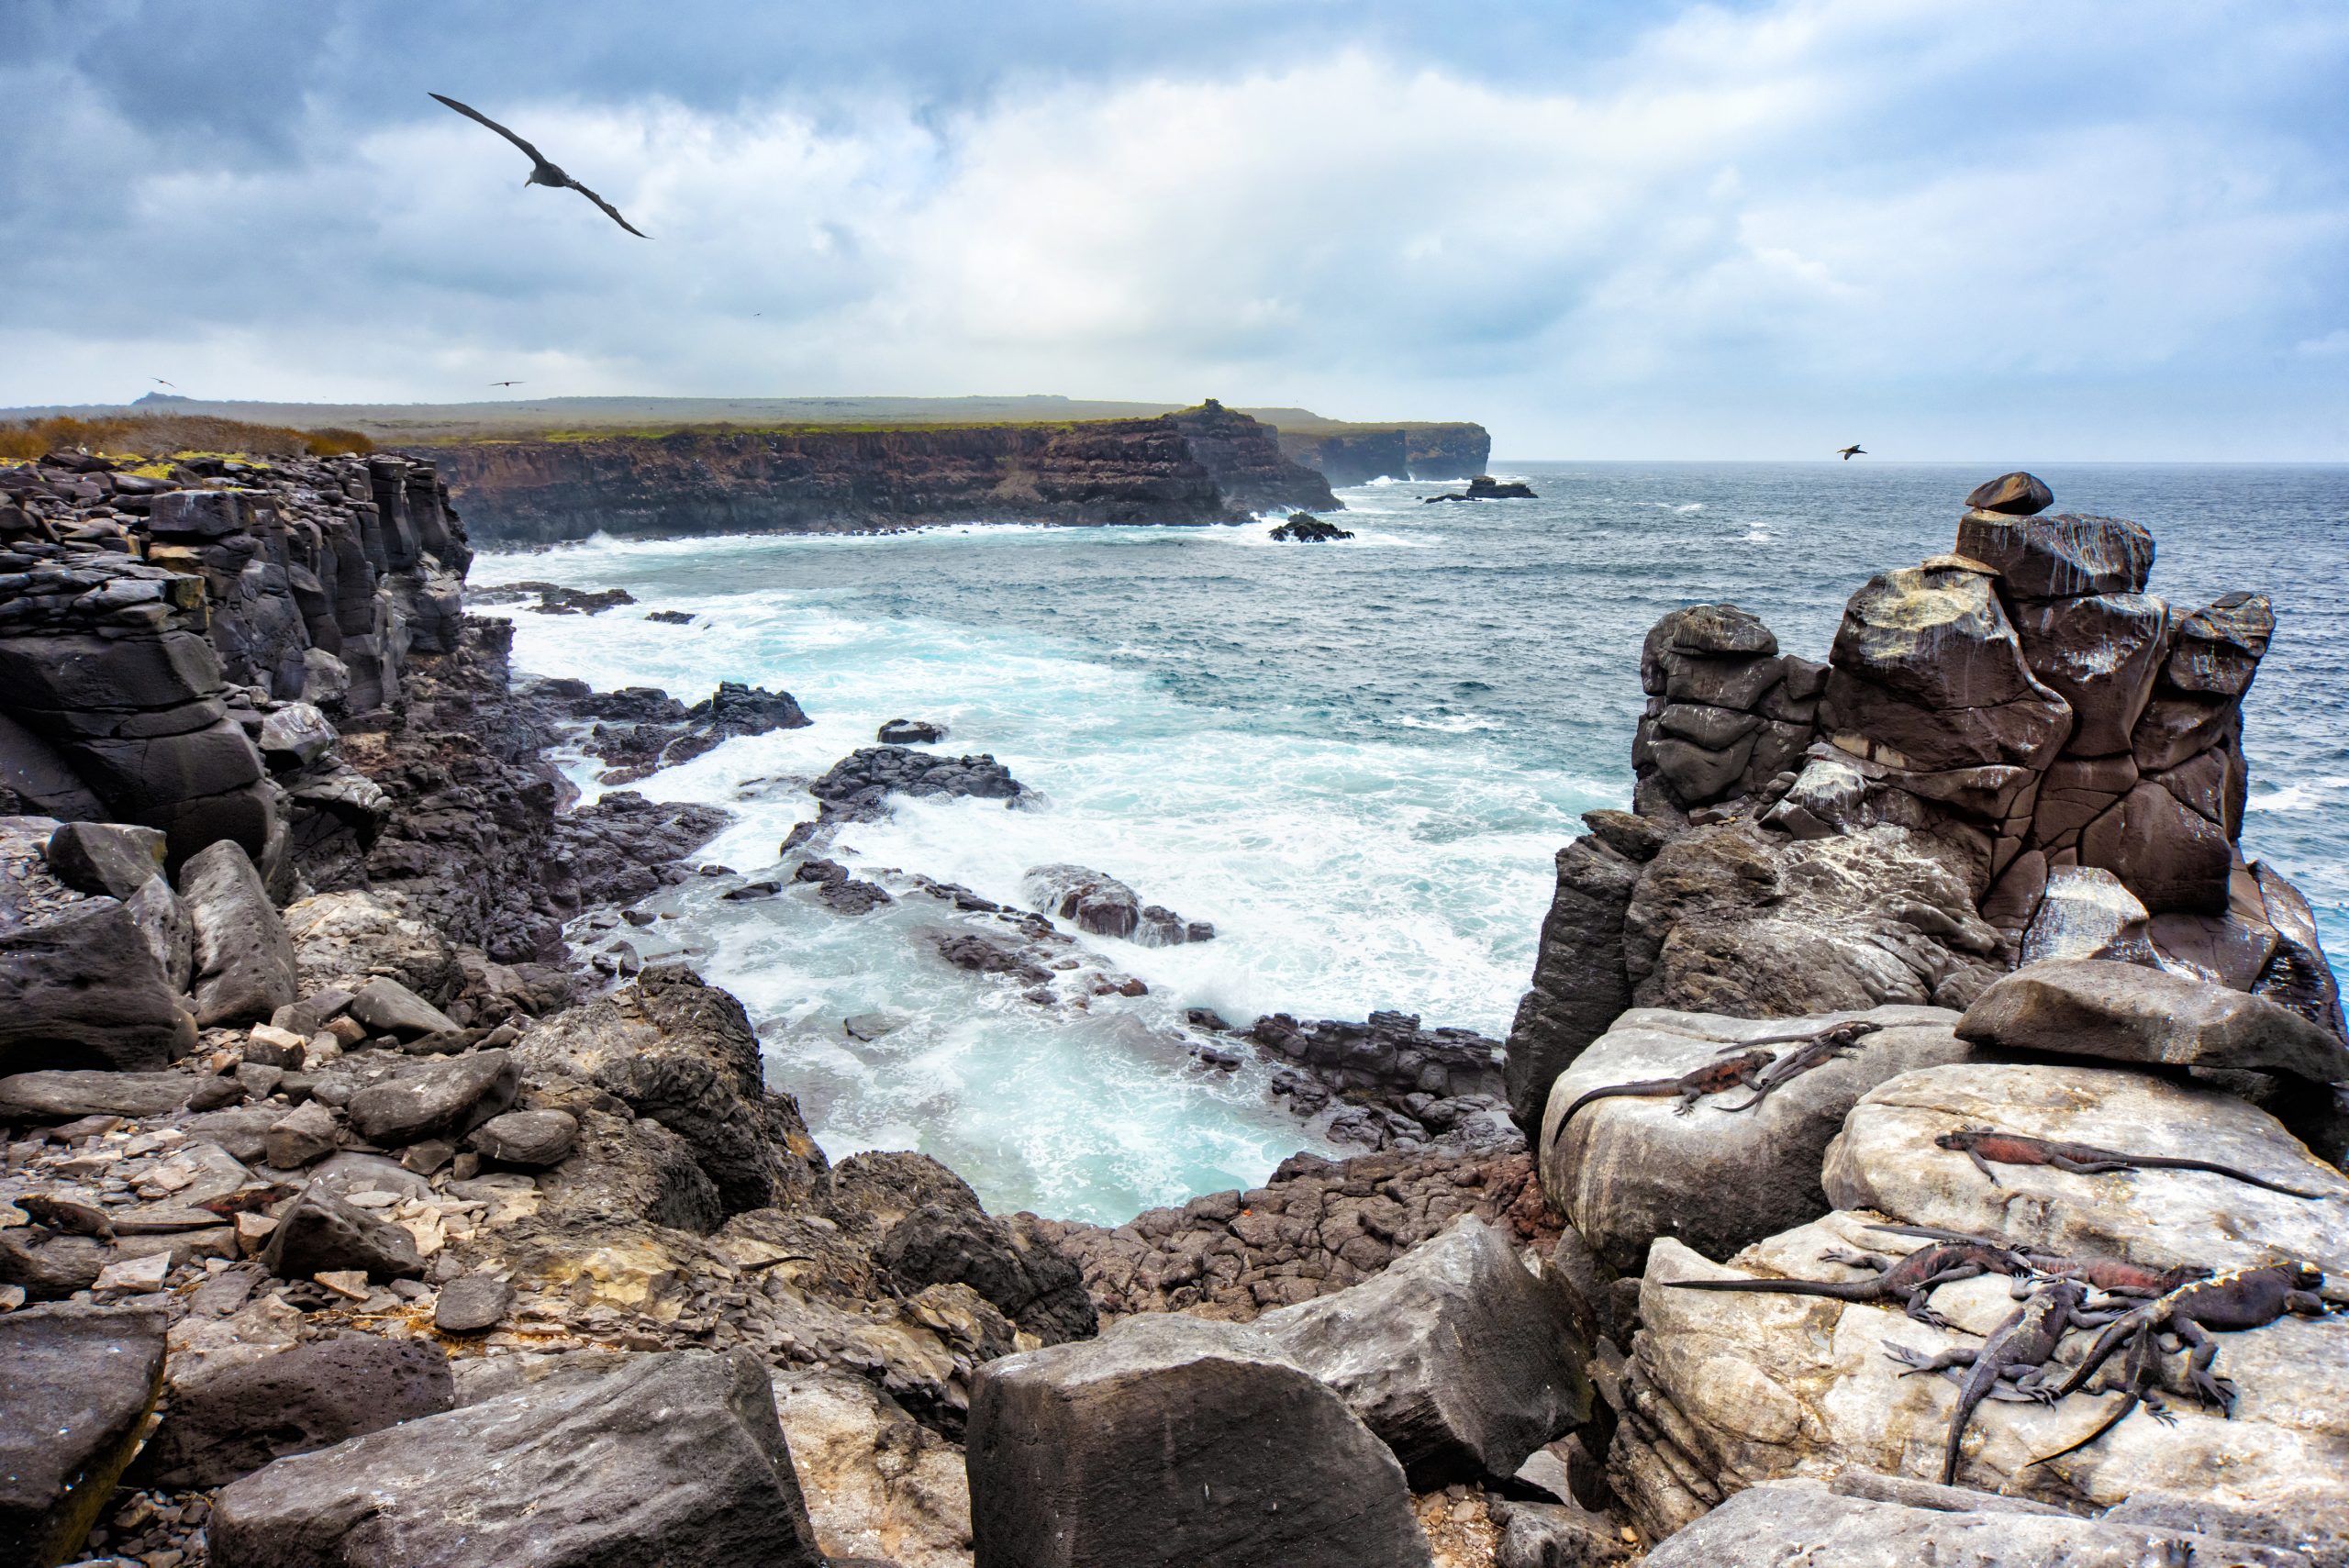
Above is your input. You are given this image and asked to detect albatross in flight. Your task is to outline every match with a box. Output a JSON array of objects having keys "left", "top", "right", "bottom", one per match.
[
  {"left": 429, "top": 93, "right": 648, "bottom": 238},
  {"left": 1836, "top": 444, "right": 1865, "bottom": 461}
]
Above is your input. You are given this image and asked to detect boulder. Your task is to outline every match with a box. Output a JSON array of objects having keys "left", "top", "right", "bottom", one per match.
[
  {"left": 2016, "top": 867, "right": 2158, "bottom": 966},
  {"left": 1641, "top": 1477, "right": 2308, "bottom": 1568},
  {"left": 260, "top": 1184, "right": 425, "bottom": 1283},
  {"left": 1952, "top": 511, "right": 2155, "bottom": 599},
  {"left": 346, "top": 974, "right": 461, "bottom": 1038},
  {"left": 2077, "top": 778, "right": 2232, "bottom": 913},
  {"left": 464, "top": 1107, "right": 579, "bottom": 1167},
  {"left": 0, "top": 1068, "right": 200, "bottom": 1122},
  {"left": 132, "top": 1332, "right": 456, "bottom": 1489},
  {"left": 2167, "top": 591, "right": 2275, "bottom": 697},
  {"left": 2, "top": 815, "right": 196, "bottom": 1073},
  {"left": 2006, "top": 594, "right": 2167, "bottom": 757},
  {"left": 0, "top": 1226, "right": 108, "bottom": 1297},
  {"left": 770, "top": 1366, "right": 974, "bottom": 1568},
  {"left": 2252, "top": 862, "right": 2347, "bottom": 1038},
  {"left": 265, "top": 1099, "right": 341, "bottom": 1168},
  {"left": 344, "top": 1049, "right": 519, "bottom": 1145},
  {"left": 256, "top": 702, "right": 338, "bottom": 768},
  {"left": 181, "top": 838, "right": 298, "bottom": 1027},
  {"left": 875, "top": 1199, "right": 1097, "bottom": 1345},
  {"left": 434, "top": 1273, "right": 515, "bottom": 1334},
  {"left": 41, "top": 819, "right": 167, "bottom": 898},
  {"left": 1539, "top": 1006, "right": 1976, "bottom": 1273},
  {"left": 1257, "top": 1216, "right": 1590, "bottom": 1486},
  {"left": 877, "top": 718, "right": 947, "bottom": 745},
  {"left": 966, "top": 1313, "right": 1431, "bottom": 1568},
  {"left": 1021, "top": 863, "right": 1141, "bottom": 939},
  {"left": 1823, "top": 1062, "right": 2349, "bottom": 1280},
  {"left": 1961, "top": 471, "right": 2054, "bottom": 517},
  {"left": 1957, "top": 960, "right": 2349, "bottom": 1083},
  {"left": 0, "top": 1302, "right": 168, "bottom": 1567},
  {"left": 209, "top": 1349, "right": 825, "bottom": 1568}
]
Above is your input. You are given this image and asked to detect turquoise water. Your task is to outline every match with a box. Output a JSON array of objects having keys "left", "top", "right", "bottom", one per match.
[{"left": 470, "top": 462, "right": 2349, "bottom": 1221}]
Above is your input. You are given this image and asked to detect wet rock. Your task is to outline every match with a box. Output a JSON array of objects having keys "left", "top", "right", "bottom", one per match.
[
  {"left": 927, "top": 929, "right": 1053, "bottom": 986},
  {"left": 210, "top": 1348, "right": 825, "bottom": 1568},
  {"left": 1269, "top": 512, "right": 1356, "bottom": 541},
  {"left": 1541, "top": 1006, "right": 1976, "bottom": 1273},
  {"left": 1259, "top": 1216, "right": 1589, "bottom": 1486},
  {"left": 967, "top": 1313, "right": 1431, "bottom": 1568},
  {"left": 132, "top": 1333, "right": 456, "bottom": 1489},
  {"left": 464, "top": 1107, "right": 579, "bottom": 1167},
  {"left": 1641, "top": 1477, "right": 2305, "bottom": 1568},
  {"left": 1022, "top": 863, "right": 1141, "bottom": 938},
  {"left": 1957, "top": 959, "right": 2349, "bottom": 1083},
  {"left": 792, "top": 856, "right": 895, "bottom": 916},
  {"left": 345, "top": 974, "right": 461, "bottom": 1039},
  {"left": 0, "top": 1302, "right": 168, "bottom": 1568},
  {"left": 877, "top": 718, "right": 947, "bottom": 745},
  {"left": 434, "top": 1272, "right": 515, "bottom": 1333},
  {"left": 344, "top": 1049, "right": 518, "bottom": 1145},
  {"left": 1962, "top": 471, "right": 2055, "bottom": 517},
  {"left": 1954, "top": 510, "right": 2155, "bottom": 600},
  {"left": 260, "top": 1184, "right": 425, "bottom": 1283},
  {"left": 181, "top": 838, "right": 298, "bottom": 1027}
]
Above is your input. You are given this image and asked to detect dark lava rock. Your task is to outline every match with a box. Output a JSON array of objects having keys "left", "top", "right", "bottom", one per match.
[
  {"left": 1269, "top": 512, "right": 1356, "bottom": 542},
  {"left": 0, "top": 1302, "right": 168, "bottom": 1567},
  {"left": 208, "top": 1348, "right": 825, "bottom": 1568},
  {"left": 345, "top": 1050, "right": 519, "bottom": 1145},
  {"left": 790, "top": 857, "right": 894, "bottom": 915},
  {"left": 1963, "top": 470, "right": 2055, "bottom": 517},
  {"left": 876, "top": 1198, "right": 1098, "bottom": 1345},
  {"left": 433, "top": 1273, "right": 516, "bottom": 1334},
  {"left": 41, "top": 820, "right": 168, "bottom": 900},
  {"left": 928, "top": 929, "right": 1054, "bottom": 986},
  {"left": 346, "top": 975, "right": 461, "bottom": 1039},
  {"left": 645, "top": 608, "right": 696, "bottom": 625},
  {"left": 968, "top": 1313, "right": 1431, "bottom": 1568},
  {"left": 1022, "top": 863, "right": 1141, "bottom": 938},
  {"left": 809, "top": 747, "right": 1024, "bottom": 823},
  {"left": 181, "top": 839, "right": 298, "bottom": 1028},
  {"left": 1958, "top": 958, "right": 2349, "bottom": 1083},
  {"left": 721, "top": 879, "right": 781, "bottom": 900},
  {"left": 0, "top": 1069, "right": 200, "bottom": 1122},
  {"left": 877, "top": 717, "right": 947, "bottom": 744},
  {"left": 261, "top": 1184, "right": 425, "bottom": 1283},
  {"left": 1427, "top": 475, "right": 1537, "bottom": 503},
  {"left": 0, "top": 1226, "right": 109, "bottom": 1297},
  {"left": 464, "top": 1107, "right": 579, "bottom": 1168},
  {"left": 132, "top": 1333, "right": 456, "bottom": 1489}
]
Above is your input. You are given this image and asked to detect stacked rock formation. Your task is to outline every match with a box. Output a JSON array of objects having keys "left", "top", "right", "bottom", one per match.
[{"left": 1512, "top": 474, "right": 2343, "bottom": 1136}]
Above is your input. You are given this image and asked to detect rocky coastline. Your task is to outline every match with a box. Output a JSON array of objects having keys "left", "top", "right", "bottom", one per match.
[{"left": 3, "top": 447, "right": 2346, "bottom": 1568}]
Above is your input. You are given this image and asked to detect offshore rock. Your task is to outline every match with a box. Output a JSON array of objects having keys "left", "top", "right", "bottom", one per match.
[
  {"left": 0, "top": 1302, "right": 168, "bottom": 1568},
  {"left": 1258, "top": 1216, "right": 1591, "bottom": 1487},
  {"left": 1023, "top": 862, "right": 1140, "bottom": 938},
  {"left": 967, "top": 1313, "right": 1432, "bottom": 1568},
  {"left": 1954, "top": 510, "right": 2155, "bottom": 600},
  {"left": 1539, "top": 1006, "right": 1975, "bottom": 1273},
  {"left": 209, "top": 1348, "right": 826, "bottom": 1568}
]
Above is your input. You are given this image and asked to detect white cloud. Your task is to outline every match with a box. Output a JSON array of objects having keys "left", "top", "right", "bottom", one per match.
[{"left": 3, "top": 0, "right": 2347, "bottom": 456}]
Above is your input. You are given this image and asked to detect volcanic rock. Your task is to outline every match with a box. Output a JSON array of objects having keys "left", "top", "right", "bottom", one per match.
[
  {"left": 1961, "top": 471, "right": 2055, "bottom": 517},
  {"left": 877, "top": 717, "right": 947, "bottom": 744},
  {"left": 260, "top": 1184, "right": 425, "bottom": 1283},
  {"left": 344, "top": 1049, "right": 518, "bottom": 1145},
  {"left": 182, "top": 838, "right": 298, "bottom": 1027},
  {"left": 0, "top": 1302, "right": 168, "bottom": 1568},
  {"left": 1957, "top": 959, "right": 2349, "bottom": 1082},
  {"left": 132, "top": 1332, "right": 456, "bottom": 1489},
  {"left": 465, "top": 1107, "right": 579, "bottom": 1167}
]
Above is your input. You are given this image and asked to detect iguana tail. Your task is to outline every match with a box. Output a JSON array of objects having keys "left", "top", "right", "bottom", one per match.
[
  {"left": 2132, "top": 1156, "right": 2329, "bottom": 1199},
  {"left": 2023, "top": 1392, "right": 2140, "bottom": 1470},
  {"left": 2052, "top": 1315, "right": 2141, "bottom": 1398}
]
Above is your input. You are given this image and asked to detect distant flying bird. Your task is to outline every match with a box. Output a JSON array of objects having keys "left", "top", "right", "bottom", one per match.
[
  {"left": 429, "top": 93, "right": 648, "bottom": 238},
  {"left": 153, "top": 378, "right": 176, "bottom": 388},
  {"left": 1837, "top": 444, "right": 1865, "bottom": 461},
  {"left": 490, "top": 380, "right": 525, "bottom": 387}
]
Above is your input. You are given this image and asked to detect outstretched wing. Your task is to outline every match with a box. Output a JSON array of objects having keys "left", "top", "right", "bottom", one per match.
[
  {"left": 430, "top": 93, "right": 550, "bottom": 168},
  {"left": 562, "top": 177, "right": 649, "bottom": 238}
]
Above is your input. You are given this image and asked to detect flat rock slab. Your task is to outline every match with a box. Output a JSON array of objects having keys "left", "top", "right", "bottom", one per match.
[
  {"left": 0, "top": 1302, "right": 168, "bottom": 1567},
  {"left": 1823, "top": 1062, "right": 2349, "bottom": 1280},
  {"left": 433, "top": 1273, "right": 515, "bottom": 1334},
  {"left": 0, "top": 1068, "right": 197, "bottom": 1122},
  {"left": 1258, "top": 1216, "right": 1589, "bottom": 1487},
  {"left": 133, "top": 1332, "right": 455, "bottom": 1489},
  {"left": 967, "top": 1313, "right": 1432, "bottom": 1568},
  {"left": 344, "top": 1049, "right": 517, "bottom": 1145},
  {"left": 1958, "top": 959, "right": 2349, "bottom": 1083},
  {"left": 211, "top": 1348, "right": 824, "bottom": 1568},
  {"left": 1628, "top": 1219, "right": 2349, "bottom": 1556},
  {"left": 1643, "top": 1478, "right": 2310, "bottom": 1568},
  {"left": 1540, "top": 1006, "right": 1975, "bottom": 1273}
]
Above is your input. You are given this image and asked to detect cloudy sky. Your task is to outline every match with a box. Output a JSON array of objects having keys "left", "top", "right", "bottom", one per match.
[{"left": 6, "top": 0, "right": 2346, "bottom": 458}]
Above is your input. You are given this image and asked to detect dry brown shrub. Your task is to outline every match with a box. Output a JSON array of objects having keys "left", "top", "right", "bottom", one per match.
[{"left": 0, "top": 413, "right": 374, "bottom": 462}]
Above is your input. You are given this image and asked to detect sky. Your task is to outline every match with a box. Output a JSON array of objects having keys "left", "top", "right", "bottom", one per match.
[{"left": 4, "top": 0, "right": 2347, "bottom": 459}]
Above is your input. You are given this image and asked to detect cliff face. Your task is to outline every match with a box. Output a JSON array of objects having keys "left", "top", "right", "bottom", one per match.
[
  {"left": 1266, "top": 423, "right": 1492, "bottom": 485},
  {"left": 416, "top": 403, "right": 1337, "bottom": 545}
]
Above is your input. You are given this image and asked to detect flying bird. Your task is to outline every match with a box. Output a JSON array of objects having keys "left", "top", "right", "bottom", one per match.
[
  {"left": 429, "top": 93, "right": 648, "bottom": 238},
  {"left": 153, "top": 378, "right": 176, "bottom": 388},
  {"left": 1836, "top": 444, "right": 1866, "bottom": 461},
  {"left": 489, "top": 380, "right": 525, "bottom": 387}
]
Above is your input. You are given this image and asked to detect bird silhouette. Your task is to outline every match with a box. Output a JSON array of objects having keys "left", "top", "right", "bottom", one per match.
[
  {"left": 489, "top": 380, "right": 525, "bottom": 387},
  {"left": 152, "top": 377, "right": 176, "bottom": 389},
  {"left": 429, "top": 93, "right": 648, "bottom": 238},
  {"left": 1836, "top": 444, "right": 1865, "bottom": 461}
]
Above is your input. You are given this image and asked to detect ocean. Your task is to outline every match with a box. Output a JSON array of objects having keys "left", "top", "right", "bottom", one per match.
[{"left": 468, "top": 462, "right": 2349, "bottom": 1223}]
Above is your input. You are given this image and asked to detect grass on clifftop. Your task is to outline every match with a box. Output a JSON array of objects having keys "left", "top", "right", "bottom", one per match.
[{"left": 0, "top": 414, "right": 374, "bottom": 462}]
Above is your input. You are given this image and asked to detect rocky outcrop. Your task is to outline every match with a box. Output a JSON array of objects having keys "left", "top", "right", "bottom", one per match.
[
  {"left": 1021, "top": 862, "right": 1213, "bottom": 947},
  {"left": 418, "top": 401, "right": 1336, "bottom": 544},
  {"left": 1262, "top": 419, "right": 1492, "bottom": 484},
  {"left": 1269, "top": 511, "right": 1355, "bottom": 541}
]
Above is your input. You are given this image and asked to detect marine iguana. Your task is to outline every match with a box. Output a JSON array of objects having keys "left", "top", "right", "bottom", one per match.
[
  {"left": 1865, "top": 1222, "right": 2210, "bottom": 1299},
  {"left": 1934, "top": 1127, "right": 2332, "bottom": 1199},
  {"left": 1664, "top": 1237, "right": 2032, "bottom": 1326},
  {"left": 1885, "top": 1276, "right": 2110, "bottom": 1485},
  {"left": 1717, "top": 1020, "right": 1883, "bottom": 1111},
  {"left": 1548, "top": 1048, "right": 1777, "bottom": 1146},
  {"left": 2022, "top": 1320, "right": 2180, "bottom": 1470},
  {"left": 2049, "top": 1262, "right": 2331, "bottom": 1415}
]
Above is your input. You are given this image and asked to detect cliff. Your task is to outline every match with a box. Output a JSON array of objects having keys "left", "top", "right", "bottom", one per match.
[{"left": 1241, "top": 411, "right": 1493, "bottom": 485}]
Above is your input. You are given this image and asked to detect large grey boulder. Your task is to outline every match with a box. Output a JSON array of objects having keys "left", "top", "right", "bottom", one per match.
[
  {"left": 1, "top": 816, "right": 195, "bottom": 1072},
  {"left": 181, "top": 838, "right": 297, "bottom": 1027},
  {"left": 132, "top": 1332, "right": 456, "bottom": 1489},
  {"left": 345, "top": 974, "right": 460, "bottom": 1038},
  {"left": 1539, "top": 1006, "right": 1976, "bottom": 1273},
  {"left": 1958, "top": 959, "right": 2349, "bottom": 1083},
  {"left": 0, "top": 1068, "right": 206, "bottom": 1122},
  {"left": 343, "top": 1049, "right": 518, "bottom": 1146},
  {"left": 0, "top": 1302, "right": 168, "bottom": 1567},
  {"left": 1824, "top": 1062, "right": 2349, "bottom": 1281},
  {"left": 41, "top": 819, "right": 167, "bottom": 898},
  {"left": 210, "top": 1349, "right": 825, "bottom": 1568},
  {"left": 966, "top": 1313, "right": 1432, "bottom": 1568},
  {"left": 260, "top": 1184, "right": 425, "bottom": 1283},
  {"left": 1642, "top": 1477, "right": 2310, "bottom": 1568},
  {"left": 1257, "top": 1216, "right": 1590, "bottom": 1486},
  {"left": 1953, "top": 510, "right": 2155, "bottom": 599}
]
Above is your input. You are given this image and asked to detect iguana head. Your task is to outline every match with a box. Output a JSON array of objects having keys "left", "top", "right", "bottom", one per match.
[{"left": 1933, "top": 1126, "right": 1991, "bottom": 1151}]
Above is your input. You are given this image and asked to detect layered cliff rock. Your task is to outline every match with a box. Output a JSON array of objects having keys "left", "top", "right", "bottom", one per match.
[
  {"left": 417, "top": 401, "right": 1338, "bottom": 545},
  {"left": 1248, "top": 416, "right": 1493, "bottom": 485}
]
